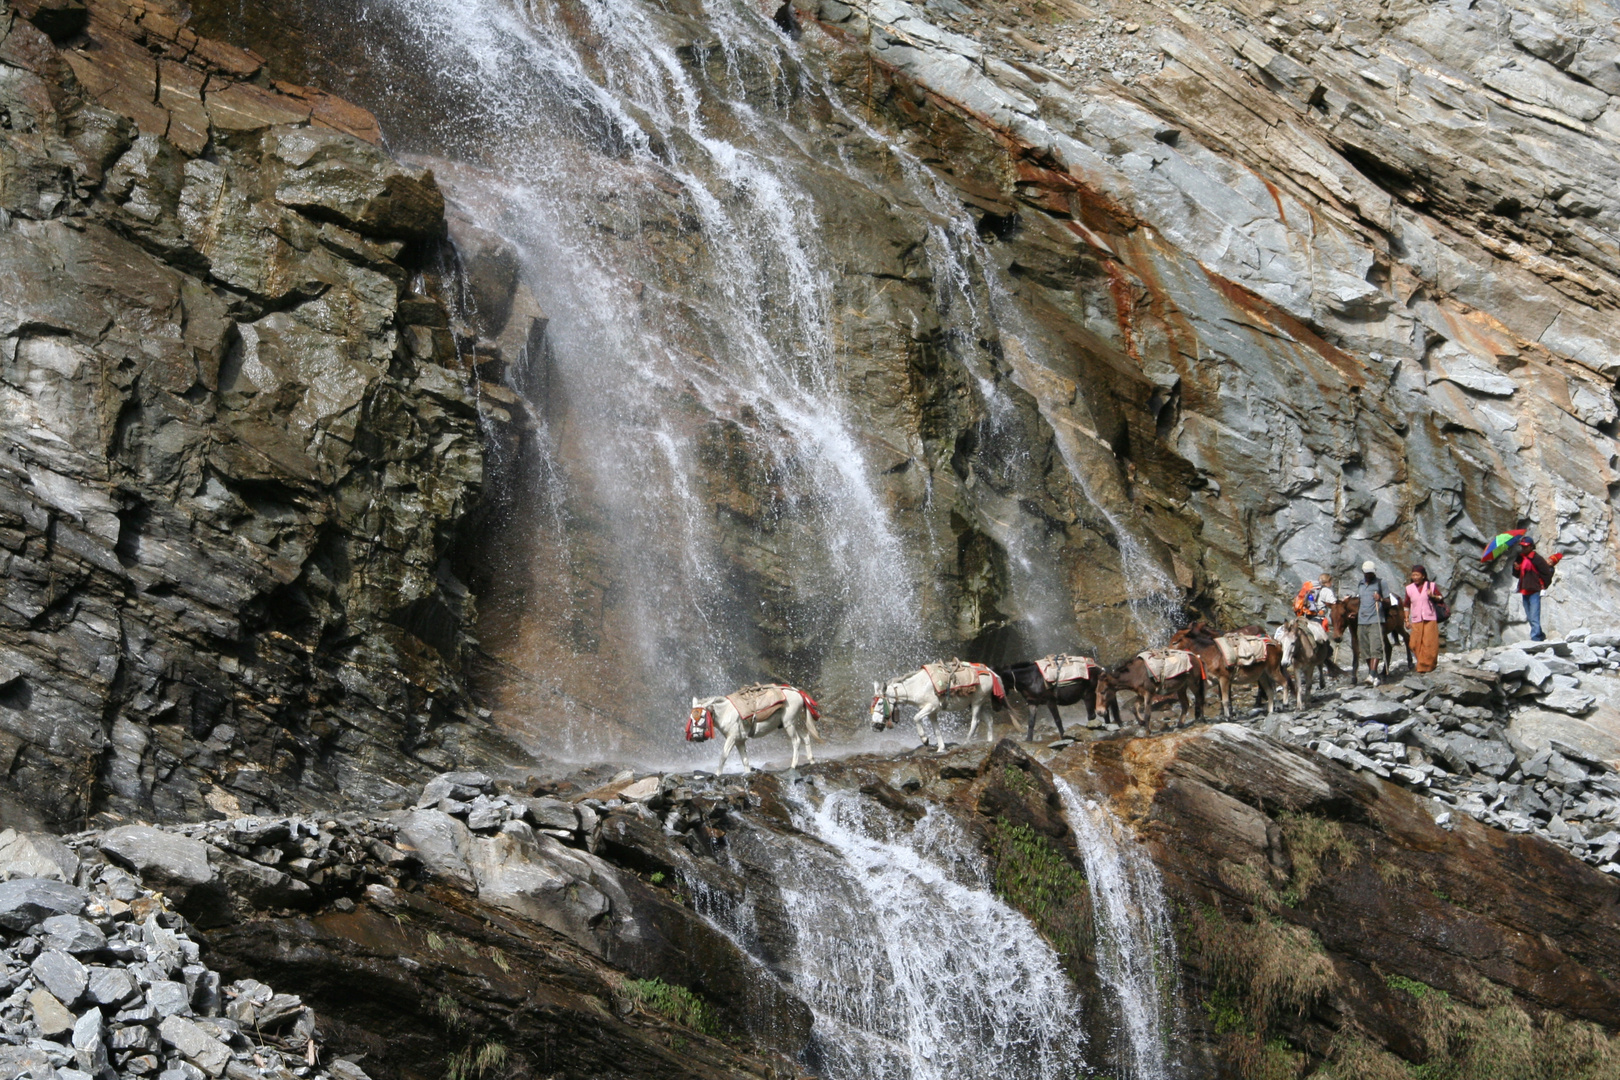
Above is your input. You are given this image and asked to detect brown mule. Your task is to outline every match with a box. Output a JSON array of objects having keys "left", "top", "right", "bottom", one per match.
[
  {"left": 1098, "top": 651, "right": 1206, "bottom": 732},
  {"left": 1170, "top": 622, "right": 1288, "bottom": 717}
]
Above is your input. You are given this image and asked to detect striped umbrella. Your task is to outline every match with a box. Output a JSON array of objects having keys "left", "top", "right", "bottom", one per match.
[{"left": 1481, "top": 530, "right": 1528, "bottom": 561}]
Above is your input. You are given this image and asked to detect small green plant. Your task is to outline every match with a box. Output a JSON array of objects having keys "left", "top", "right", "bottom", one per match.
[
  {"left": 650, "top": 871, "right": 667, "bottom": 885},
  {"left": 455, "top": 937, "right": 480, "bottom": 957},
  {"left": 624, "top": 978, "right": 720, "bottom": 1037},
  {"left": 1385, "top": 974, "right": 1447, "bottom": 1003},
  {"left": 986, "top": 817, "right": 1091, "bottom": 969},
  {"left": 485, "top": 946, "right": 511, "bottom": 973},
  {"left": 426, "top": 931, "right": 446, "bottom": 952},
  {"left": 1002, "top": 763, "right": 1034, "bottom": 796}
]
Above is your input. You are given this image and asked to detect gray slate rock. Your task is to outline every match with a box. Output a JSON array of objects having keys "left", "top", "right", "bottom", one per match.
[
  {"left": 1541, "top": 688, "right": 1598, "bottom": 715},
  {"left": 1340, "top": 698, "right": 1409, "bottom": 723},
  {"left": 417, "top": 771, "right": 495, "bottom": 808},
  {"left": 98, "top": 827, "right": 215, "bottom": 888},
  {"left": 41, "top": 915, "right": 107, "bottom": 955},
  {"left": 32, "top": 949, "right": 88, "bottom": 1005},
  {"left": 72, "top": 1008, "right": 109, "bottom": 1077},
  {"left": 84, "top": 966, "right": 138, "bottom": 1007},
  {"left": 157, "top": 1014, "right": 231, "bottom": 1077},
  {"left": 0, "top": 878, "right": 87, "bottom": 929},
  {"left": 148, "top": 980, "right": 193, "bottom": 1018},
  {"left": 0, "top": 831, "right": 81, "bottom": 883}
]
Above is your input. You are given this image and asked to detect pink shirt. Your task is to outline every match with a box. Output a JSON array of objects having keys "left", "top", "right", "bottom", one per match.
[{"left": 1406, "top": 581, "right": 1438, "bottom": 622}]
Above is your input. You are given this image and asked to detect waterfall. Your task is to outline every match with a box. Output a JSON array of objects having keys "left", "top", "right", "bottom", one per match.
[
  {"left": 342, "top": 0, "right": 1191, "bottom": 752},
  {"left": 686, "top": 785, "right": 1088, "bottom": 1079},
  {"left": 369, "top": 0, "right": 931, "bottom": 748},
  {"left": 1055, "top": 776, "right": 1182, "bottom": 1079}
]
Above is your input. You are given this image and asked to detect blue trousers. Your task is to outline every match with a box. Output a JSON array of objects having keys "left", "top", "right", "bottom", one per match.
[{"left": 1523, "top": 591, "right": 1544, "bottom": 641}]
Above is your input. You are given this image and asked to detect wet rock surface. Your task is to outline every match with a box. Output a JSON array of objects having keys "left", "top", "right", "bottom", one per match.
[{"left": 0, "top": 0, "right": 526, "bottom": 828}]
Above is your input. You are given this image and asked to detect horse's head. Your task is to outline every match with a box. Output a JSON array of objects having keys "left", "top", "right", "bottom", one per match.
[
  {"left": 1328, "top": 598, "right": 1351, "bottom": 640},
  {"left": 1274, "top": 620, "right": 1298, "bottom": 666},
  {"left": 869, "top": 681, "right": 894, "bottom": 730}
]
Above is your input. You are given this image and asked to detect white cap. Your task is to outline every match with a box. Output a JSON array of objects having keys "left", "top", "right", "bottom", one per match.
[{"left": 1362, "top": 560, "right": 1375, "bottom": 572}]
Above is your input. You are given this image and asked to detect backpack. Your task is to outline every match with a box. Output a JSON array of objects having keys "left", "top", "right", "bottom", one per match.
[{"left": 1294, "top": 581, "right": 1315, "bottom": 616}]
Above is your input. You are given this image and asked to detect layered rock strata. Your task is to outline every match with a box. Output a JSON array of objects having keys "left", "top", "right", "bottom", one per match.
[
  {"left": 3, "top": 728, "right": 1617, "bottom": 1079},
  {"left": 0, "top": 0, "right": 524, "bottom": 828}
]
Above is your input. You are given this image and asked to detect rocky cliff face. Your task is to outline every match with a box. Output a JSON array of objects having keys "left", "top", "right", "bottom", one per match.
[
  {"left": 4, "top": 720, "right": 1619, "bottom": 1079},
  {"left": 0, "top": 0, "right": 522, "bottom": 830},
  {"left": 163, "top": 0, "right": 1620, "bottom": 753}
]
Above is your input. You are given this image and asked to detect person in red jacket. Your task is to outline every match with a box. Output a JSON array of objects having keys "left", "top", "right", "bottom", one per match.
[{"left": 1512, "top": 537, "right": 1561, "bottom": 642}]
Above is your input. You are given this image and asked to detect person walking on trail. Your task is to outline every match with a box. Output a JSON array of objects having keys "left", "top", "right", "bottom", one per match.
[
  {"left": 1404, "top": 565, "right": 1443, "bottom": 674},
  {"left": 1512, "top": 537, "right": 1561, "bottom": 642},
  {"left": 1356, "top": 561, "right": 1389, "bottom": 684}
]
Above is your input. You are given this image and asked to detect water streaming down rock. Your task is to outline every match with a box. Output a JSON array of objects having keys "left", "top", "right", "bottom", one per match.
[
  {"left": 685, "top": 784, "right": 1089, "bottom": 1079},
  {"left": 1056, "top": 776, "right": 1182, "bottom": 1079},
  {"left": 373, "top": 0, "right": 932, "bottom": 751}
]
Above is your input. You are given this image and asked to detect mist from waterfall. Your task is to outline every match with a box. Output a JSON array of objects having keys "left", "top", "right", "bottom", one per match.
[{"left": 1056, "top": 776, "right": 1183, "bottom": 1079}]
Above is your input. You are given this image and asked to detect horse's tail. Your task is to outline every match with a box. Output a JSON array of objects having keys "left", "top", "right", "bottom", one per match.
[{"left": 794, "top": 688, "right": 824, "bottom": 740}]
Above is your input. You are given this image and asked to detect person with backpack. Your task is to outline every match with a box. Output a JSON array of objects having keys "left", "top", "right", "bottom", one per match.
[
  {"left": 1293, "top": 573, "right": 1337, "bottom": 624},
  {"left": 1356, "top": 561, "right": 1389, "bottom": 684},
  {"left": 1403, "top": 564, "right": 1445, "bottom": 673},
  {"left": 1511, "top": 537, "right": 1562, "bottom": 642}
]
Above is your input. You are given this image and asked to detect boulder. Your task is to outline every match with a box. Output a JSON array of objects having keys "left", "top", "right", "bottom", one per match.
[
  {"left": 0, "top": 831, "right": 81, "bottom": 882},
  {"left": 1341, "top": 698, "right": 1409, "bottom": 723},
  {"left": 157, "top": 1014, "right": 231, "bottom": 1077},
  {"left": 389, "top": 809, "right": 476, "bottom": 891},
  {"left": 416, "top": 772, "right": 495, "bottom": 809},
  {"left": 520, "top": 797, "right": 580, "bottom": 833},
  {"left": 1542, "top": 688, "right": 1599, "bottom": 715},
  {"left": 98, "top": 827, "right": 215, "bottom": 889},
  {"left": 466, "top": 821, "right": 627, "bottom": 953},
  {"left": 85, "top": 967, "right": 139, "bottom": 1008},
  {"left": 29, "top": 987, "right": 75, "bottom": 1037},
  {"left": 148, "top": 980, "right": 193, "bottom": 1018},
  {"left": 42, "top": 915, "right": 108, "bottom": 954},
  {"left": 0, "top": 878, "right": 86, "bottom": 929},
  {"left": 32, "top": 949, "right": 89, "bottom": 1005}
]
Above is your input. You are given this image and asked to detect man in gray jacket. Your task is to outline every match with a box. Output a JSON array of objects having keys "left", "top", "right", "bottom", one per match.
[{"left": 1356, "top": 560, "right": 1389, "bottom": 685}]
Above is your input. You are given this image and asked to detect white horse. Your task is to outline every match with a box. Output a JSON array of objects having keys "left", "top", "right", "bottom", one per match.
[
  {"left": 869, "top": 665, "right": 1004, "bottom": 753},
  {"left": 688, "top": 686, "right": 821, "bottom": 774}
]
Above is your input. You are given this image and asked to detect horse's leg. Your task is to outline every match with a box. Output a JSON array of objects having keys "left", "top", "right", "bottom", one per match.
[
  {"left": 717, "top": 731, "right": 738, "bottom": 775},
  {"left": 1026, "top": 702, "right": 1038, "bottom": 742},
  {"left": 738, "top": 736, "right": 753, "bottom": 772},
  {"left": 1048, "top": 700, "right": 1065, "bottom": 739},
  {"left": 1220, "top": 671, "right": 1233, "bottom": 719},
  {"left": 1084, "top": 681, "right": 1098, "bottom": 726},
  {"left": 916, "top": 703, "right": 945, "bottom": 752}
]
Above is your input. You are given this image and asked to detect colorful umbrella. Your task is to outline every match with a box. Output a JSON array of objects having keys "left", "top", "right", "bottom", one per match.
[{"left": 1481, "top": 530, "right": 1529, "bottom": 561}]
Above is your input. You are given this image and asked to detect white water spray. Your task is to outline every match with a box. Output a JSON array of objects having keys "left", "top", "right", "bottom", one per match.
[
  {"left": 686, "top": 785, "right": 1088, "bottom": 1079},
  {"left": 1055, "top": 776, "right": 1182, "bottom": 1079}
]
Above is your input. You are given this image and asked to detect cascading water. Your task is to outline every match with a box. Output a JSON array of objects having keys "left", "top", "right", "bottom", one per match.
[
  {"left": 363, "top": 0, "right": 934, "bottom": 752},
  {"left": 684, "top": 784, "right": 1089, "bottom": 1079},
  {"left": 1055, "top": 776, "right": 1182, "bottom": 1079},
  {"left": 297, "top": 0, "right": 1193, "bottom": 754}
]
